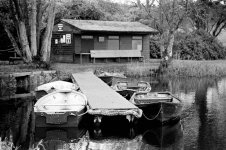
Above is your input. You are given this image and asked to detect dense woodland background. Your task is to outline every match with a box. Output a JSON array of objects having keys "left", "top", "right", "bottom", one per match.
[{"left": 1, "top": 0, "right": 226, "bottom": 63}]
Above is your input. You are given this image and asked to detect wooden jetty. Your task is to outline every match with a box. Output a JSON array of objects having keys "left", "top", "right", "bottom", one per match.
[{"left": 72, "top": 72, "right": 142, "bottom": 124}]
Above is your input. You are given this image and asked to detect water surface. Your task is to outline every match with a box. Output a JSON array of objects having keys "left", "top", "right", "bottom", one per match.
[{"left": 1, "top": 76, "right": 226, "bottom": 150}]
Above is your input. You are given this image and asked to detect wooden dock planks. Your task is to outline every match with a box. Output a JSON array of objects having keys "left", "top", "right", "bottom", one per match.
[{"left": 72, "top": 72, "right": 138, "bottom": 110}]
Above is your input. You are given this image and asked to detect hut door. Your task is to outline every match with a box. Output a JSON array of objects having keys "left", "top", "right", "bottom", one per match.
[
  {"left": 81, "top": 36, "right": 94, "bottom": 63},
  {"left": 81, "top": 36, "right": 94, "bottom": 53}
]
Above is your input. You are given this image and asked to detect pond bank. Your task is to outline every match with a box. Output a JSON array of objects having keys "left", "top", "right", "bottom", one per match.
[
  {"left": 51, "top": 60, "right": 160, "bottom": 77},
  {"left": 164, "top": 59, "right": 226, "bottom": 77}
]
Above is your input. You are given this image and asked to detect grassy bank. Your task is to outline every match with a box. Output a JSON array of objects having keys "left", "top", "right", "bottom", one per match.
[
  {"left": 51, "top": 60, "right": 160, "bottom": 77},
  {"left": 166, "top": 60, "right": 226, "bottom": 77}
]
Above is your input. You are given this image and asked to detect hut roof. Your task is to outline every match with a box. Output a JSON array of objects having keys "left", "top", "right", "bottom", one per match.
[{"left": 61, "top": 19, "right": 157, "bottom": 33}]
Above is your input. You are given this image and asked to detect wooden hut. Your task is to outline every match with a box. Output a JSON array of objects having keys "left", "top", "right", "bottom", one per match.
[{"left": 51, "top": 19, "right": 157, "bottom": 63}]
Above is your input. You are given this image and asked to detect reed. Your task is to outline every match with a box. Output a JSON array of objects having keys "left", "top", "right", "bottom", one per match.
[
  {"left": 166, "top": 60, "right": 226, "bottom": 77},
  {"left": 125, "top": 61, "right": 157, "bottom": 77}
]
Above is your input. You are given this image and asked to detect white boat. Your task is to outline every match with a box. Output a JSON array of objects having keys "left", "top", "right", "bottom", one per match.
[
  {"left": 34, "top": 89, "right": 87, "bottom": 127},
  {"left": 35, "top": 80, "right": 79, "bottom": 99}
]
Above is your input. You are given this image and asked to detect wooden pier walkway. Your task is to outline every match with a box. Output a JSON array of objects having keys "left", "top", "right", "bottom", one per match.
[{"left": 72, "top": 72, "right": 142, "bottom": 122}]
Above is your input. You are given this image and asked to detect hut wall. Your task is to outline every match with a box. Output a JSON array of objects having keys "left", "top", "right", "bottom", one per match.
[
  {"left": 142, "top": 35, "right": 150, "bottom": 60},
  {"left": 74, "top": 35, "right": 81, "bottom": 53},
  {"left": 94, "top": 36, "right": 107, "bottom": 50}
]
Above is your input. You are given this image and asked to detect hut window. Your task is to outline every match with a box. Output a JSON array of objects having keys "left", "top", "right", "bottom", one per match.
[
  {"left": 99, "top": 36, "right": 105, "bottom": 42},
  {"left": 132, "top": 36, "right": 142, "bottom": 50},
  {"left": 108, "top": 36, "right": 119, "bottom": 50}
]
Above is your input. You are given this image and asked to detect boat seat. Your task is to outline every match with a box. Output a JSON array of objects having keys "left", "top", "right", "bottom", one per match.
[{"left": 116, "top": 81, "right": 128, "bottom": 90}]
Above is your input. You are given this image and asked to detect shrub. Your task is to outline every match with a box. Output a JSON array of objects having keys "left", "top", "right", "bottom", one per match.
[
  {"left": 150, "top": 39, "right": 161, "bottom": 59},
  {"left": 174, "top": 30, "right": 226, "bottom": 60}
]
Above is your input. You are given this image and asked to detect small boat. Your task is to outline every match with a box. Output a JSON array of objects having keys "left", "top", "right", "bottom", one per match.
[
  {"left": 34, "top": 89, "right": 87, "bottom": 127},
  {"left": 35, "top": 80, "right": 79, "bottom": 99},
  {"left": 129, "top": 92, "right": 183, "bottom": 123},
  {"left": 112, "top": 81, "right": 151, "bottom": 100},
  {"left": 94, "top": 70, "right": 126, "bottom": 86}
]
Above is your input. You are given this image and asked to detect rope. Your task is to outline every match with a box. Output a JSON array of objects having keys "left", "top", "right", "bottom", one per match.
[
  {"left": 105, "top": 77, "right": 113, "bottom": 85},
  {"left": 77, "top": 110, "right": 88, "bottom": 117},
  {"left": 0, "top": 47, "right": 14, "bottom": 52},
  {"left": 142, "top": 103, "right": 162, "bottom": 121}
]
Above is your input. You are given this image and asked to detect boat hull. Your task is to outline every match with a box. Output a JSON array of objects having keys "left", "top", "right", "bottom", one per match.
[
  {"left": 138, "top": 102, "right": 183, "bottom": 123},
  {"left": 34, "top": 89, "right": 87, "bottom": 127},
  {"left": 98, "top": 76, "right": 113, "bottom": 86},
  {"left": 116, "top": 89, "right": 136, "bottom": 100},
  {"left": 35, "top": 109, "right": 86, "bottom": 127}
]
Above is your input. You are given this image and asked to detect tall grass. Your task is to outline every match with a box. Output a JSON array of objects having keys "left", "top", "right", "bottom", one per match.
[
  {"left": 125, "top": 62, "right": 150, "bottom": 77},
  {"left": 125, "top": 61, "right": 159, "bottom": 77},
  {"left": 52, "top": 60, "right": 160, "bottom": 77},
  {"left": 166, "top": 60, "right": 226, "bottom": 77}
]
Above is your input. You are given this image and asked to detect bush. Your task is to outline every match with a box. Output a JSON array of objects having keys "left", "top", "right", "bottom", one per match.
[
  {"left": 174, "top": 30, "right": 226, "bottom": 60},
  {"left": 150, "top": 39, "right": 161, "bottom": 59}
]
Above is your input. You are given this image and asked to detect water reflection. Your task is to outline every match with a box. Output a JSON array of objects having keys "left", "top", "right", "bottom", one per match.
[
  {"left": 34, "top": 127, "right": 87, "bottom": 150},
  {"left": 0, "top": 97, "right": 34, "bottom": 149},
  {"left": 85, "top": 118, "right": 183, "bottom": 150},
  {"left": 2, "top": 76, "right": 226, "bottom": 149}
]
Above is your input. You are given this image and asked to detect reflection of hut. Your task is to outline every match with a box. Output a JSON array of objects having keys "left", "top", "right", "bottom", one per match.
[{"left": 51, "top": 19, "right": 157, "bottom": 63}]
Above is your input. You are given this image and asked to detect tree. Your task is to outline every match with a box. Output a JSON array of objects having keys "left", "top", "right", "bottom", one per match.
[
  {"left": 0, "top": 0, "right": 56, "bottom": 63},
  {"left": 189, "top": 0, "right": 226, "bottom": 37},
  {"left": 134, "top": 0, "right": 189, "bottom": 60}
]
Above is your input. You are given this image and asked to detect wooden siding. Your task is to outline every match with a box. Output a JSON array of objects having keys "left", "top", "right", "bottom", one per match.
[
  {"left": 51, "top": 32, "right": 74, "bottom": 55},
  {"left": 142, "top": 35, "right": 150, "bottom": 60},
  {"left": 53, "top": 21, "right": 81, "bottom": 33},
  {"left": 94, "top": 36, "right": 107, "bottom": 50},
  {"left": 74, "top": 35, "right": 81, "bottom": 53}
]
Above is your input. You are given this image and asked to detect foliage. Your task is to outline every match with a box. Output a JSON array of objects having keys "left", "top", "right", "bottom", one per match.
[
  {"left": 149, "top": 38, "right": 161, "bottom": 59},
  {"left": 174, "top": 29, "right": 226, "bottom": 60},
  {"left": 56, "top": 0, "right": 130, "bottom": 21},
  {"left": 56, "top": 0, "right": 104, "bottom": 20},
  {"left": 188, "top": 0, "right": 226, "bottom": 37}
]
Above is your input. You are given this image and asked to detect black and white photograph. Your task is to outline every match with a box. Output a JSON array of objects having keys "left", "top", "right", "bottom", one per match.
[{"left": 1, "top": 0, "right": 226, "bottom": 149}]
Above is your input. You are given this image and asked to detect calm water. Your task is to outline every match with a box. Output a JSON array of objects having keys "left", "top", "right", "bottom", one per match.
[{"left": 1, "top": 76, "right": 226, "bottom": 150}]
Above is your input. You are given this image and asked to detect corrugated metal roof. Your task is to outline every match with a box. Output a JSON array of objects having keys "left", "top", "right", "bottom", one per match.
[{"left": 61, "top": 19, "right": 157, "bottom": 33}]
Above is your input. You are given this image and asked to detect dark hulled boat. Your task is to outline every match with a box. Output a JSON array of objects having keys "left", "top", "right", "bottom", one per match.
[
  {"left": 94, "top": 70, "right": 126, "bottom": 86},
  {"left": 130, "top": 92, "right": 183, "bottom": 123}
]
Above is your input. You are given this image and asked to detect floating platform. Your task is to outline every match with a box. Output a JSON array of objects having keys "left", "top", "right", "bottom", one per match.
[{"left": 72, "top": 72, "right": 142, "bottom": 123}]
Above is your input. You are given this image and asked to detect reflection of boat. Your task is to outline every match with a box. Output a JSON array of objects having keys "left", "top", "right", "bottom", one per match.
[
  {"left": 76, "top": 121, "right": 183, "bottom": 150},
  {"left": 34, "top": 89, "right": 87, "bottom": 127},
  {"left": 130, "top": 92, "right": 183, "bottom": 123},
  {"left": 34, "top": 127, "right": 87, "bottom": 150},
  {"left": 141, "top": 121, "right": 183, "bottom": 148},
  {"left": 94, "top": 70, "right": 126, "bottom": 86},
  {"left": 112, "top": 81, "right": 152, "bottom": 100},
  {"left": 35, "top": 80, "right": 79, "bottom": 99}
]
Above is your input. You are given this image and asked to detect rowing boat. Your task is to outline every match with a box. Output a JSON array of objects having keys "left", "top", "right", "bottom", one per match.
[
  {"left": 35, "top": 80, "right": 79, "bottom": 99},
  {"left": 34, "top": 89, "right": 87, "bottom": 127},
  {"left": 112, "top": 81, "right": 151, "bottom": 100},
  {"left": 129, "top": 92, "right": 183, "bottom": 123}
]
